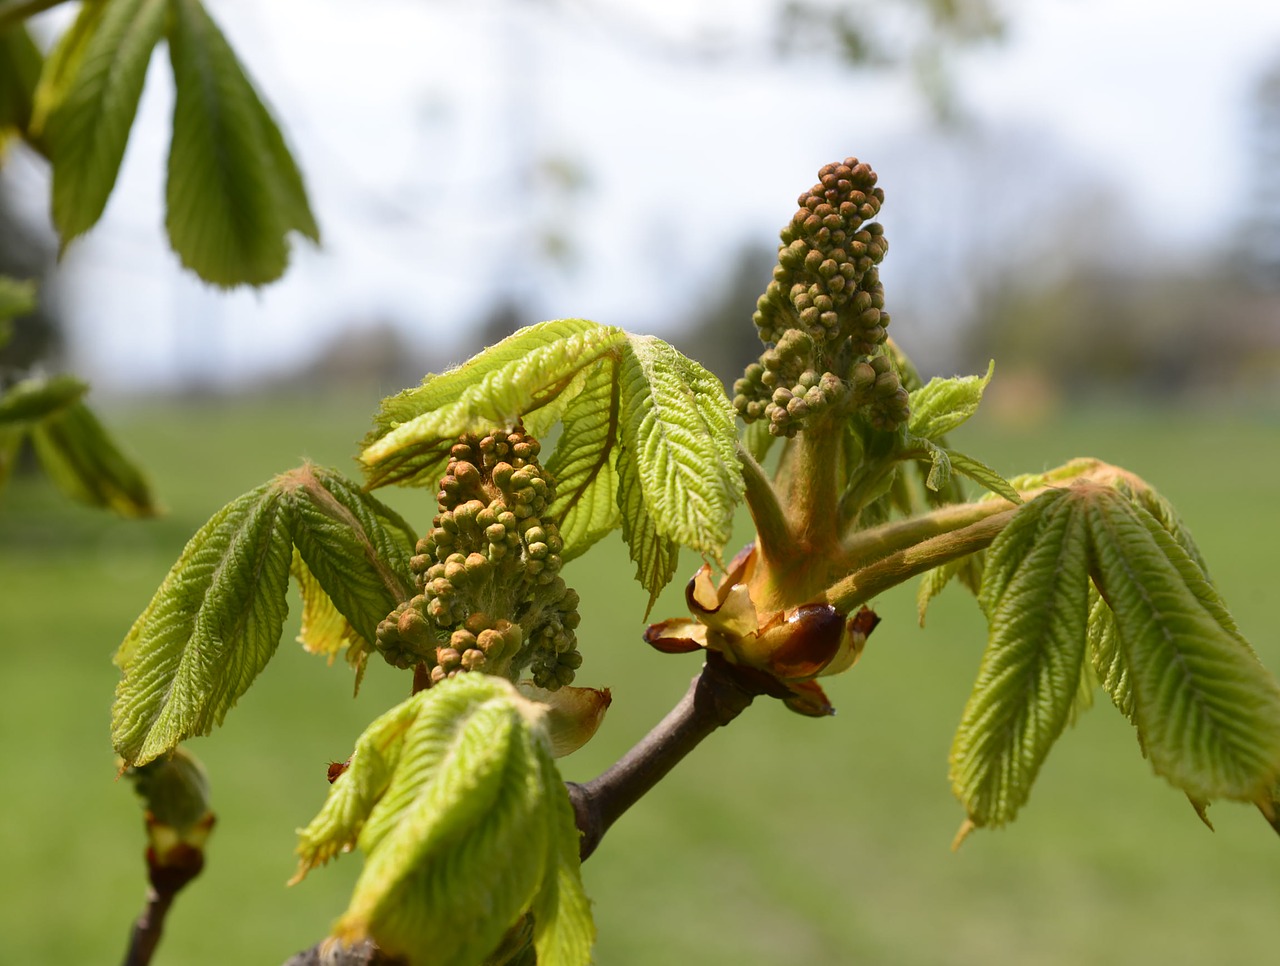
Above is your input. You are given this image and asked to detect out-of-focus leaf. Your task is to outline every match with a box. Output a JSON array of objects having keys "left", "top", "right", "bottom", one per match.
[
  {"left": 112, "top": 481, "right": 292, "bottom": 765},
  {"left": 165, "top": 0, "right": 318, "bottom": 286},
  {"left": 0, "top": 374, "right": 87, "bottom": 426},
  {"left": 30, "top": 398, "right": 159, "bottom": 516},
  {"left": 28, "top": 0, "right": 108, "bottom": 136},
  {"left": 0, "top": 276, "right": 37, "bottom": 339},
  {"left": 0, "top": 23, "right": 42, "bottom": 152},
  {"left": 44, "top": 0, "right": 168, "bottom": 245}
]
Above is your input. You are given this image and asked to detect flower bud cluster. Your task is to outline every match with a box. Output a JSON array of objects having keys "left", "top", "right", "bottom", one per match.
[
  {"left": 374, "top": 427, "right": 582, "bottom": 689},
  {"left": 733, "top": 158, "right": 909, "bottom": 435}
]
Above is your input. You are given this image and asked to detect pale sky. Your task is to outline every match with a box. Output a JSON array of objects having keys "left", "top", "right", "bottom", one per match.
[{"left": 9, "top": 0, "right": 1280, "bottom": 391}]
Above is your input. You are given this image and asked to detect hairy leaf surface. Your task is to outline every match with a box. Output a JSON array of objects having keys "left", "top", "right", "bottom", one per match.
[
  {"left": 1087, "top": 491, "right": 1280, "bottom": 802},
  {"left": 616, "top": 440, "right": 680, "bottom": 613},
  {"left": 545, "top": 361, "right": 622, "bottom": 563},
  {"left": 166, "top": 0, "right": 318, "bottom": 286},
  {"left": 907, "top": 361, "right": 993, "bottom": 441},
  {"left": 45, "top": 0, "right": 167, "bottom": 244},
  {"left": 282, "top": 464, "right": 414, "bottom": 644},
  {"left": 616, "top": 334, "right": 742, "bottom": 556},
  {"left": 362, "top": 319, "right": 625, "bottom": 489},
  {"left": 30, "top": 400, "right": 158, "bottom": 517},
  {"left": 951, "top": 490, "right": 1090, "bottom": 828},
  {"left": 113, "top": 482, "right": 292, "bottom": 765},
  {"left": 295, "top": 676, "right": 591, "bottom": 966}
]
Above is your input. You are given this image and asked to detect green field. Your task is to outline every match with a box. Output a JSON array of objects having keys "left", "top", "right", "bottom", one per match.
[{"left": 2, "top": 391, "right": 1278, "bottom": 965}]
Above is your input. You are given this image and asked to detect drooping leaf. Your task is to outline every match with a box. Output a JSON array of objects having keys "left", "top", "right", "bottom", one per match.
[
  {"left": 44, "top": 0, "right": 168, "bottom": 245},
  {"left": 30, "top": 399, "right": 159, "bottom": 516},
  {"left": 945, "top": 447, "right": 1022, "bottom": 505},
  {"left": 165, "top": 0, "right": 319, "bottom": 286},
  {"left": 295, "top": 676, "right": 591, "bottom": 966},
  {"left": 28, "top": 0, "right": 108, "bottom": 137},
  {"left": 291, "top": 550, "right": 369, "bottom": 689},
  {"left": 907, "top": 360, "right": 994, "bottom": 441},
  {"left": 616, "top": 439, "right": 679, "bottom": 614},
  {"left": 976, "top": 489, "right": 1067, "bottom": 617},
  {"left": 951, "top": 489, "right": 1091, "bottom": 829},
  {"left": 616, "top": 333, "right": 742, "bottom": 557},
  {"left": 1086, "top": 489, "right": 1280, "bottom": 803},
  {"left": 362, "top": 320, "right": 626, "bottom": 489},
  {"left": 741, "top": 416, "right": 775, "bottom": 466},
  {"left": 0, "top": 374, "right": 87, "bottom": 426},
  {"left": 916, "top": 553, "right": 983, "bottom": 626},
  {"left": 1086, "top": 584, "right": 1134, "bottom": 725},
  {"left": 0, "top": 24, "right": 42, "bottom": 152},
  {"left": 112, "top": 482, "right": 293, "bottom": 765},
  {"left": 281, "top": 464, "right": 415, "bottom": 644},
  {"left": 530, "top": 745, "right": 595, "bottom": 964},
  {"left": 544, "top": 360, "right": 622, "bottom": 564}
]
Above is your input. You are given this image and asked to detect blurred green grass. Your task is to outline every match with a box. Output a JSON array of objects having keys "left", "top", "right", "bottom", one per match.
[{"left": 1, "top": 391, "right": 1278, "bottom": 965}]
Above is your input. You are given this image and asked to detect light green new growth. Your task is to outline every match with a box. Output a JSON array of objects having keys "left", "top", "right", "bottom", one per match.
[
  {"left": 950, "top": 475, "right": 1280, "bottom": 838},
  {"left": 112, "top": 464, "right": 415, "bottom": 766},
  {"left": 361, "top": 319, "right": 744, "bottom": 603},
  {"left": 293, "top": 675, "right": 593, "bottom": 966}
]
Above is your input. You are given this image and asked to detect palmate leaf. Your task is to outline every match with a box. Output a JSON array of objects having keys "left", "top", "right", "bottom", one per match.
[
  {"left": 280, "top": 464, "right": 415, "bottom": 644},
  {"left": 44, "top": 0, "right": 168, "bottom": 246},
  {"left": 166, "top": 0, "right": 319, "bottom": 286},
  {"left": 113, "top": 465, "right": 416, "bottom": 762},
  {"left": 112, "top": 482, "right": 293, "bottom": 766},
  {"left": 30, "top": 399, "right": 159, "bottom": 517},
  {"left": 1086, "top": 489, "right": 1280, "bottom": 803},
  {"left": 362, "top": 320, "right": 743, "bottom": 599},
  {"left": 363, "top": 319, "right": 625, "bottom": 489},
  {"left": 294, "top": 676, "right": 592, "bottom": 966},
  {"left": 951, "top": 488, "right": 1091, "bottom": 830}
]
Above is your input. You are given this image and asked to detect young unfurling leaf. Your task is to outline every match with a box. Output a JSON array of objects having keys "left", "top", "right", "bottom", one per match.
[
  {"left": 293, "top": 675, "right": 593, "bottom": 966},
  {"left": 361, "top": 320, "right": 742, "bottom": 599}
]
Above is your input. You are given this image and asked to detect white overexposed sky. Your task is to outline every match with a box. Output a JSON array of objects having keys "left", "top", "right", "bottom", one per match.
[{"left": 7, "top": 0, "right": 1280, "bottom": 391}]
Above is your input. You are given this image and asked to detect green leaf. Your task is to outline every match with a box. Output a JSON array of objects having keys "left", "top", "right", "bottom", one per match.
[
  {"left": 280, "top": 464, "right": 415, "bottom": 645},
  {"left": 0, "top": 425, "right": 24, "bottom": 498},
  {"left": 166, "top": 0, "right": 319, "bottom": 286},
  {"left": 295, "top": 676, "right": 591, "bottom": 966},
  {"left": 112, "top": 481, "right": 293, "bottom": 765},
  {"left": 916, "top": 554, "right": 983, "bottom": 627},
  {"left": 907, "top": 360, "right": 994, "bottom": 441},
  {"left": 28, "top": 0, "right": 108, "bottom": 137},
  {"left": 0, "top": 23, "right": 42, "bottom": 150},
  {"left": 30, "top": 399, "right": 159, "bottom": 516},
  {"left": 530, "top": 747, "right": 595, "bottom": 964},
  {"left": 1086, "top": 489, "right": 1280, "bottom": 802},
  {"left": 616, "top": 333, "right": 742, "bottom": 557},
  {"left": 945, "top": 447, "right": 1022, "bottom": 505},
  {"left": 362, "top": 319, "right": 626, "bottom": 489},
  {"left": 0, "top": 374, "right": 87, "bottom": 426},
  {"left": 951, "top": 489, "right": 1091, "bottom": 829},
  {"left": 0, "top": 276, "right": 37, "bottom": 333},
  {"left": 741, "top": 417, "right": 775, "bottom": 466},
  {"left": 291, "top": 550, "right": 369, "bottom": 689},
  {"left": 44, "top": 0, "right": 168, "bottom": 245},
  {"left": 1087, "top": 584, "right": 1134, "bottom": 725},
  {"left": 544, "top": 361, "right": 622, "bottom": 564},
  {"left": 616, "top": 438, "right": 679, "bottom": 614}
]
